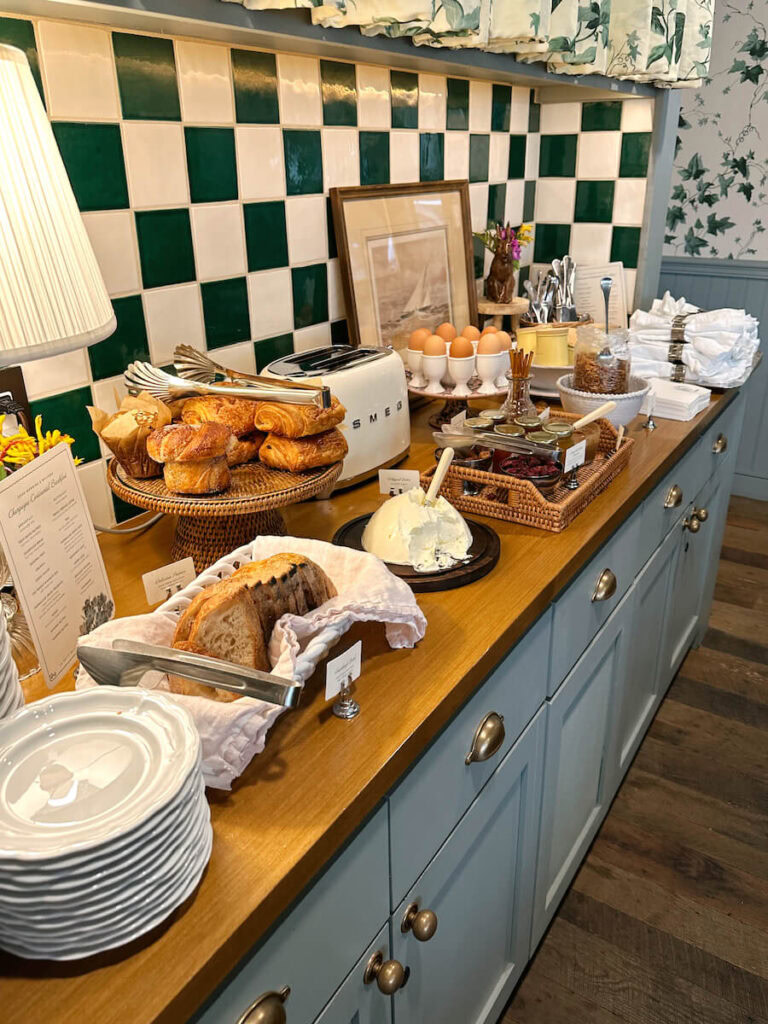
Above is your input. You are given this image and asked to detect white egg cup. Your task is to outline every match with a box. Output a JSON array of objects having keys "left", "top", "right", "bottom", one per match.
[
  {"left": 475, "top": 353, "right": 499, "bottom": 395},
  {"left": 495, "top": 345, "right": 511, "bottom": 389},
  {"left": 407, "top": 348, "right": 426, "bottom": 388},
  {"left": 421, "top": 353, "right": 448, "bottom": 395},
  {"left": 447, "top": 355, "right": 475, "bottom": 397}
]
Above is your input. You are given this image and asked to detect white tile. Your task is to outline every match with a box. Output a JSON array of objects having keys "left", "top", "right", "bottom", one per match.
[
  {"left": 37, "top": 21, "right": 119, "bottom": 121},
  {"left": 206, "top": 341, "right": 256, "bottom": 374},
  {"left": 525, "top": 132, "right": 539, "bottom": 180},
  {"left": 285, "top": 196, "right": 327, "bottom": 266},
  {"left": 504, "top": 180, "right": 525, "bottom": 225},
  {"left": 576, "top": 131, "right": 621, "bottom": 179},
  {"left": 390, "top": 130, "right": 419, "bottom": 184},
  {"left": 121, "top": 123, "right": 188, "bottom": 208},
  {"left": 236, "top": 126, "right": 285, "bottom": 200},
  {"left": 190, "top": 203, "right": 246, "bottom": 281},
  {"left": 569, "top": 223, "right": 613, "bottom": 264},
  {"left": 418, "top": 74, "right": 446, "bottom": 131},
  {"left": 509, "top": 86, "right": 529, "bottom": 133},
  {"left": 81, "top": 211, "right": 140, "bottom": 296},
  {"left": 143, "top": 284, "right": 205, "bottom": 366},
  {"left": 621, "top": 98, "right": 654, "bottom": 133},
  {"left": 444, "top": 132, "right": 469, "bottom": 180},
  {"left": 624, "top": 268, "right": 638, "bottom": 311},
  {"left": 293, "top": 323, "right": 331, "bottom": 351},
  {"left": 277, "top": 53, "right": 322, "bottom": 126},
  {"left": 91, "top": 375, "right": 127, "bottom": 417},
  {"left": 327, "top": 258, "right": 345, "bottom": 320},
  {"left": 357, "top": 65, "right": 390, "bottom": 128},
  {"left": 322, "top": 128, "right": 359, "bottom": 188},
  {"left": 248, "top": 269, "right": 293, "bottom": 338},
  {"left": 613, "top": 178, "right": 647, "bottom": 226},
  {"left": 539, "top": 101, "right": 580, "bottom": 134},
  {"left": 489, "top": 133, "right": 509, "bottom": 183},
  {"left": 469, "top": 80, "right": 492, "bottom": 131},
  {"left": 469, "top": 182, "right": 489, "bottom": 232},
  {"left": 78, "top": 461, "right": 114, "bottom": 526},
  {"left": 176, "top": 40, "right": 234, "bottom": 124},
  {"left": 21, "top": 349, "right": 90, "bottom": 401},
  {"left": 535, "top": 179, "right": 575, "bottom": 222}
]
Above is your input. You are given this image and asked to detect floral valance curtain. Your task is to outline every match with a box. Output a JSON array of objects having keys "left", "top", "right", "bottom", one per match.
[{"left": 229, "top": 0, "right": 714, "bottom": 86}]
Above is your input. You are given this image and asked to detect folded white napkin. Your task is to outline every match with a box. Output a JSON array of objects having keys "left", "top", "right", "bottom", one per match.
[
  {"left": 76, "top": 536, "right": 428, "bottom": 789},
  {"left": 640, "top": 379, "right": 710, "bottom": 420}
]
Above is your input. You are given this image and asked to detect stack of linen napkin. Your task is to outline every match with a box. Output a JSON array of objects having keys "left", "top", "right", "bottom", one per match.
[
  {"left": 629, "top": 291, "right": 759, "bottom": 387},
  {"left": 640, "top": 379, "right": 711, "bottom": 421}
]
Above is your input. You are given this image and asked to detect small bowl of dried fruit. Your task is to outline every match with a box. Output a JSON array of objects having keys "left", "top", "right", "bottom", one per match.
[{"left": 496, "top": 453, "right": 562, "bottom": 495}]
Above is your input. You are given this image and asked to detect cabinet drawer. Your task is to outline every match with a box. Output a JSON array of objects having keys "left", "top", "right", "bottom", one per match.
[
  {"left": 313, "top": 924, "right": 392, "bottom": 1024},
  {"left": 641, "top": 445, "right": 708, "bottom": 555},
  {"left": 701, "top": 396, "right": 743, "bottom": 482},
  {"left": 194, "top": 806, "right": 389, "bottom": 1024},
  {"left": 389, "top": 611, "right": 550, "bottom": 908},
  {"left": 549, "top": 512, "right": 642, "bottom": 693}
]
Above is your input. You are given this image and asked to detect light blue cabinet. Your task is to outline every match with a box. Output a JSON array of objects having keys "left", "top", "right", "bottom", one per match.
[{"left": 313, "top": 925, "right": 393, "bottom": 1024}]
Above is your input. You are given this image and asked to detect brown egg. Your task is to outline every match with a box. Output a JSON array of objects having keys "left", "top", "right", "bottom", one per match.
[
  {"left": 408, "top": 327, "right": 430, "bottom": 350},
  {"left": 477, "top": 334, "right": 499, "bottom": 354},
  {"left": 460, "top": 325, "right": 481, "bottom": 341},
  {"left": 435, "top": 322, "right": 457, "bottom": 342},
  {"left": 495, "top": 330, "right": 512, "bottom": 350},
  {"left": 423, "top": 334, "right": 447, "bottom": 356},
  {"left": 450, "top": 335, "right": 474, "bottom": 358},
  {"left": 481, "top": 325, "right": 498, "bottom": 337}
]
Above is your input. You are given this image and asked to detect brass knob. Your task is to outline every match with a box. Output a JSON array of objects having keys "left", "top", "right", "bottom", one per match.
[
  {"left": 401, "top": 901, "right": 438, "bottom": 941},
  {"left": 712, "top": 434, "right": 728, "bottom": 454},
  {"left": 591, "top": 568, "right": 617, "bottom": 603},
  {"left": 465, "top": 711, "right": 505, "bottom": 765},
  {"left": 363, "top": 951, "right": 406, "bottom": 994},
  {"left": 683, "top": 515, "right": 701, "bottom": 533},
  {"left": 693, "top": 507, "right": 709, "bottom": 522},
  {"left": 664, "top": 484, "right": 683, "bottom": 509},
  {"left": 237, "top": 986, "right": 290, "bottom": 1024}
]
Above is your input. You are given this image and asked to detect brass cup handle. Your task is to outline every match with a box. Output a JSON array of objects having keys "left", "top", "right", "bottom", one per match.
[
  {"left": 693, "top": 506, "right": 709, "bottom": 522},
  {"left": 401, "top": 901, "right": 438, "bottom": 942},
  {"left": 591, "top": 568, "right": 617, "bottom": 603},
  {"left": 465, "top": 711, "right": 505, "bottom": 765},
  {"left": 683, "top": 515, "right": 701, "bottom": 534},
  {"left": 363, "top": 952, "right": 407, "bottom": 994},
  {"left": 237, "top": 986, "right": 290, "bottom": 1024},
  {"left": 712, "top": 434, "right": 728, "bottom": 454},
  {"left": 664, "top": 484, "right": 683, "bottom": 509}
]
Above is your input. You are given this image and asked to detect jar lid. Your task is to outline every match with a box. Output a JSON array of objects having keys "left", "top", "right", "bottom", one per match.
[
  {"left": 542, "top": 421, "right": 574, "bottom": 438},
  {"left": 480, "top": 408, "right": 506, "bottom": 423},
  {"left": 494, "top": 423, "right": 525, "bottom": 437},
  {"left": 464, "top": 417, "right": 493, "bottom": 430},
  {"left": 514, "top": 415, "right": 543, "bottom": 430},
  {"left": 528, "top": 431, "right": 557, "bottom": 446}
]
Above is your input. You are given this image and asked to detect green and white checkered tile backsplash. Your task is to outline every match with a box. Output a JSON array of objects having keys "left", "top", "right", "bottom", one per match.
[{"left": 0, "top": 13, "right": 652, "bottom": 525}]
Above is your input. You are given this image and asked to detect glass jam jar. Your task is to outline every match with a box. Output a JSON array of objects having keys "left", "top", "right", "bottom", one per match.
[{"left": 514, "top": 415, "right": 544, "bottom": 434}]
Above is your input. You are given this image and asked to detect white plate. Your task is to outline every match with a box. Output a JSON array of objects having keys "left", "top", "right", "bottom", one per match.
[{"left": 0, "top": 687, "right": 199, "bottom": 859}]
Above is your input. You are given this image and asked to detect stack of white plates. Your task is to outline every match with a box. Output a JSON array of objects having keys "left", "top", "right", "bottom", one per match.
[
  {"left": 0, "top": 687, "right": 211, "bottom": 960},
  {"left": 0, "top": 615, "right": 23, "bottom": 719}
]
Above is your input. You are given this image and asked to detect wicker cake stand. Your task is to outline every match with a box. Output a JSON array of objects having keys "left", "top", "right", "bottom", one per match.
[{"left": 107, "top": 459, "right": 343, "bottom": 572}]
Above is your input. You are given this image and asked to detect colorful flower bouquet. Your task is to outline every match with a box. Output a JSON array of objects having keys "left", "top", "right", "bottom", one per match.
[{"left": 473, "top": 222, "right": 534, "bottom": 304}]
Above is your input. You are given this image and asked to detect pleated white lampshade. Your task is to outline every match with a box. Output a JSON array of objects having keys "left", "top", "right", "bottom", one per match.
[{"left": 0, "top": 44, "right": 115, "bottom": 367}]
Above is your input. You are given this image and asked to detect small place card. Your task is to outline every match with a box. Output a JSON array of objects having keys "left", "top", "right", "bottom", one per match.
[
  {"left": 563, "top": 439, "right": 587, "bottom": 473},
  {"left": 450, "top": 409, "right": 467, "bottom": 429},
  {"left": 325, "top": 640, "right": 362, "bottom": 701},
  {"left": 379, "top": 468, "right": 420, "bottom": 495},
  {"left": 142, "top": 557, "right": 196, "bottom": 605}
]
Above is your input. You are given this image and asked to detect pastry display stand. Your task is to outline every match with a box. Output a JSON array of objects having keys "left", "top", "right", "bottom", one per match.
[
  {"left": 477, "top": 296, "right": 529, "bottom": 332},
  {"left": 107, "top": 459, "right": 344, "bottom": 572}
]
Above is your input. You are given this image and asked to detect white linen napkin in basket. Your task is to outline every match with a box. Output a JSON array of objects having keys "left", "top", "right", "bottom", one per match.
[{"left": 76, "top": 536, "right": 427, "bottom": 789}]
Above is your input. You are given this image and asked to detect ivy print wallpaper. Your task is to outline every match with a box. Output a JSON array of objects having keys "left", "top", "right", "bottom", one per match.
[{"left": 665, "top": 0, "right": 768, "bottom": 260}]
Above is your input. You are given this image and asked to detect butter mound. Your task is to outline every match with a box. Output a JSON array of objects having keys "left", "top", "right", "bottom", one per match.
[{"left": 362, "top": 487, "right": 472, "bottom": 573}]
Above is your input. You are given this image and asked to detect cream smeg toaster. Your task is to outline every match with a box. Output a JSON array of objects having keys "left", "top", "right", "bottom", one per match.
[{"left": 262, "top": 346, "right": 410, "bottom": 487}]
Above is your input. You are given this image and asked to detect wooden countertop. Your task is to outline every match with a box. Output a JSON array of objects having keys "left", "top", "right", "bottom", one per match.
[{"left": 1, "top": 393, "right": 736, "bottom": 1024}]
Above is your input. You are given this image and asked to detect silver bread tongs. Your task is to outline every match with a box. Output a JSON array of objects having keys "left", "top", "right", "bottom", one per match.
[{"left": 77, "top": 638, "right": 302, "bottom": 708}]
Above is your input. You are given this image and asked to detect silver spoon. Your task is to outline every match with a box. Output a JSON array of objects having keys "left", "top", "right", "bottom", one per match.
[{"left": 600, "top": 276, "right": 612, "bottom": 333}]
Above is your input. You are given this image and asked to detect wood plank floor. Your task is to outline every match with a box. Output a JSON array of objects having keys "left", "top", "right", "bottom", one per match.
[{"left": 501, "top": 496, "right": 768, "bottom": 1024}]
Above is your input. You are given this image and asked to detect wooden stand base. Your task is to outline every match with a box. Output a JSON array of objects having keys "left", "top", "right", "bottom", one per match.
[{"left": 172, "top": 510, "right": 287, "bottom": 573}]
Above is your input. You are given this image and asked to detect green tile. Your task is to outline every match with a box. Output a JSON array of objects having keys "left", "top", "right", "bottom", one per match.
[
  {"left": 359, "top": 131, "right": 390, "bottom": 185},
  {"left": 255, "top": 333, "right": 293, "bottom": 371},
  {"left": 184, "top": 127, "right": 237, "bottom": 203},
  {"left": 243, "top": 201, "right": 288, "bottom": 271},
  {"left": 487, "top": 183, "right": 506, "bottom": 226},
  {"left": 533, "top": 223, "right": 571, "bottom": 264},
  {"left": 574, "top": 180, "right": 615, "bottom": 223},
  {"left": 292, "top": 264, "right": 328, "bottom": 329},
  {"left": 528, "top": 91, "right": 540, "bottom": 133},
  {"left": 111, "top": 488, "right": 143, "bottom": 523},
  {"left": 491, "top": 84, "right": 511, "bottom": 133},
  {"left": 88, "top": 295, "right": 148, "bottom": 381},
  {"left": 523, "top": 180, "right": 536, "bottom": 222},
  {"left": 620, "top": 132, "right": 652, "bottom": 177},
  {"left": 420, "top": 133, "right": 444, "bottom": 182},
  {"left": 539, "top": 134, "right": 577, "bottom": 177},
  {"left": 112, "top": 32, "right": 180, "bottom": 121},
  {"left": 30, "top": 387, "right": 100, "bottom": 465},
  {"left": 581, "top": 101, "right": 622, "bottom": 132},
  {"left": 201, "top": 277, "right": 250, "bottom": 350},
  {"left": 327, "top": 197, "right": 338, "bottom": 259},
  {"left": 391, "top": 70, "right": 418, "bottom": 130},
  {"left": 508, "top": 134, "right": 526, "bottom": 179},
  {"left": 283, "top": 130, "right": 323, "bottom": 195},
  {"left": 0, "top": 17, "right": 43, "bottom": 100},
  {"left": 135, "top": 209, "right": 195, "bottom": 289},
  {"left": 472, "top": 236, "right": 485, "bottom": 280},
  {"left": 321, "top": 60, "right": 357, "bottom": 126},
  {"left": 469, "top": 134, "right": 490, "bottom": 183},
  {"left": 231, "top": 49, "right": 279, "bottom": 124},
  {"left": 611, "top": 226, "right": 641, "bottom": 269},
  {"left": 52, "top": 123, "right": 128, "bottom": 213},
  {"left": 330, "top": 319, "right": 349, "bottom": 346},
  {"left": 518, "top": 264, "right": 530, "bottom": 298},
  {"left": 446, "top": 78, "right": 469, "bottom": 131}
]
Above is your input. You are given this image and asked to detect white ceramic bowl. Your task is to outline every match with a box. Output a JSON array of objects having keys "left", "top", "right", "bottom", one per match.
[{"left": 556, "top": 374, "right": 651, "bottom": 427}]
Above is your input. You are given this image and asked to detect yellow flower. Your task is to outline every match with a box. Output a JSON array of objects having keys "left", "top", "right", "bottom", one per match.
[
  {"left": 516, "top": 223, "right": 534, "bottom": 247},
  {"left": 0, "top": 414, "right": 81, "bottom": 471}
]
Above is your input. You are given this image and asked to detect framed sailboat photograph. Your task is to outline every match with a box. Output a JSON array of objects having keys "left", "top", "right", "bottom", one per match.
[{"left": 330, "top": 181, "right": 477, "bottom": 350}]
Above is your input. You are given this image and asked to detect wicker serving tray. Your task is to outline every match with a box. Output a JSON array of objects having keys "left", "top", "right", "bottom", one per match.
[{"left": 420, "top": 413, "right": 633, "bottom": 533}]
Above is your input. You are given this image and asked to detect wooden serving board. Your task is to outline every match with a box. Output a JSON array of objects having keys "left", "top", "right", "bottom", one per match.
[{"left": 332, "top": 515, "right": 500, "bottom": 592}]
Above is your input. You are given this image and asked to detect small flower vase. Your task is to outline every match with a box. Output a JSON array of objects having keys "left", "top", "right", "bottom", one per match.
[{"left": 485, "top": 247, "right": 518, "bottom": 304}]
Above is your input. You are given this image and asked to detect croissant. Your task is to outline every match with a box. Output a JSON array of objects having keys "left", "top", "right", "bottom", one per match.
[
  {"left": 258, "top": 428, "right": 348, "bottom": 472},
  {"left": 182, "top": 396, "right": 257, "bottom": 439},
  {"left": 252, "top": 396, "right": 345, "bottom": 438}
]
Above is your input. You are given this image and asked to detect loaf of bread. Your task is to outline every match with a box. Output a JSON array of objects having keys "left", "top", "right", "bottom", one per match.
[
  {"left": 259, "top": 428, "right": 348, "bottom": 472},
  {"left": 162, "top": 456, "right": 230, "bottom": 494},
  {"left": 182, "top": 395, "right": 258, "bottom": 439},
  {"left": 226, "top": 432, "right": 265, "bottom": 467},
  {"left": 252, "top": 396, "right": 345, "bottom": 438},
  {"left": 170, "top": 554, "right": 337, "bottom": 700},
  {"left": 147, "top": 423, "right": 231, "bottom": 462}
]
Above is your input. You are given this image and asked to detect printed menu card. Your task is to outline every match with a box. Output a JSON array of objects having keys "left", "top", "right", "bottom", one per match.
[{"left": 0, "top": 445, "right": 113, "bottom": 686}]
